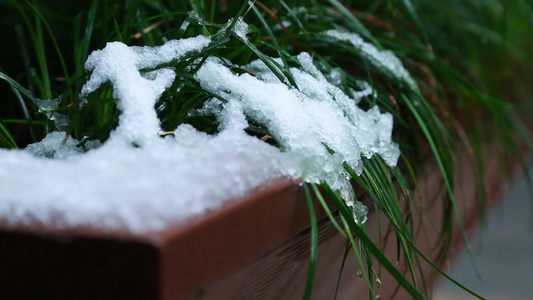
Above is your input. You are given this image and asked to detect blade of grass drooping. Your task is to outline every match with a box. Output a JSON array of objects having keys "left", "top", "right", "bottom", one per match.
[
  {"left": 121, "top": 0, "right": 141, "bottom": 44},
  {"left": 7, "top": 84, "right": 36, "bottom": 142},
  {"left": 340, "top": 162, "right": 416, "bottom": 298},
  {"left": 333, "top": 240, "right": 351, "bottom": 300},
  {"left": 24, "top": 0, "right": 71, "bottom": 84},
  {"left": 33, "top": 6, "right": 51, "bottom": 100},
  {"left": 403, "top": 94, "right": 481, "bottom": 279},
  {"left": 323, "top": 185, "right": 424, "bottom": 299},
  {"left": 176, "top": 93, "right": 211, "bottom": 122},
  {"left": 188, "top": 0, "right": 204, "bottom": 20},
  {"left": 95, "top": 87, "right": 115, "bottom": 130},
  {"left": 355, "top": 159, "right": 421, "bottom": 298},
  {"left": 363, "top": 159, "right": 420, "bottom": 293},
  {"left": 394, "top": 157, "right": 440, "bottom": 257},
  {"left": 339, "top": 214, "right": 375, "bottom": 297},
  {"left": 398, "top": 0, "right": 432, "bottom": 50},
  {"left": 239, "top": 38, "right": 292, "bottom": 86},
  {"left": 0, "top": 118, "right": 18, "bottom": 149},
  {"left": 14, "top": 24, "right": 34, "bottom": 94},
  {"left": 407, "top": 237, "right": 484, "bottom": 299},
  {"left": 113, "top": 18, "right": 124, "bottom": 42},
  {"left": 390, "top": 165, "right": 431, "bottom": 299},
  {"left": 462, "top": 21, "right": 524, "bottom": 60},
  {"left": 327, "top": 0, "right": 381, "bottom": 48},
  {"left": 311, "top": 183, "right": 346, "bottom": 237},
  {"left": 363, "top": 62, "right": 377, "bottom": 107},
  {"left": 363, "top": 236, "right": 374, "bottom": 300},
  {"left": 3, "top": 119, "right": 44, "bottom": 125},
  {"left": 219, "top": 4, "right": 293, "bottom": 86},
  {"left": 177, "top": 14, "right": 194, "bottom": 38},
  {"left": 302, "top": 184, "right": 318, "bottom": 300},
  {"left": 80, "top": 0, "right": 99, "bottom": 68},
  {"left": 227, "top": 0, "right": 251, "bottom": 29},
  {"left": 10, "top": 0, "right": 50, "bottom": 99},
  {"left": 401, "top": 93, "right": 457, "bottom": 261},
  {"left": 208, "top": 0, "right": 217, "bottom": 23},
  {"left": 249, "top": 3, "right": 298, "bottom": 88},
  {"left": 381, "top": 192, "right": 484, "bottom": 299},
  {"left": 275, "top": 0, "right": 306, "bottom": 33},
  {"left": 0, "top": 71, "right": 37, "bottom": 103}
]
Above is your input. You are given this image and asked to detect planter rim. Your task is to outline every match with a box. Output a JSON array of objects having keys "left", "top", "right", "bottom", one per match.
[{"left": 0, "top": 177, "right": 302, "bottom": 244}]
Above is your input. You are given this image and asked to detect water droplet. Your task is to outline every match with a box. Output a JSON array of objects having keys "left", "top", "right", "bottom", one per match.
[
  {"left": 356, "top": 270, "right": 363, "bottom": 278},
  {"left": 375, "top": 294, "right": 381, "bottom": 300}
]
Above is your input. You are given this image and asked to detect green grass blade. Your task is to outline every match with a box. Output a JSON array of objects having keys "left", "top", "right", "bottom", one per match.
[
  {"left": 409, "top": 237, "right": 485, "bottom": 299},
  {"left": 113, "top": 18, "right": 124, "bottom": 42},
  {"left": 311, "top": 183, "right": 346, "bottom": 236},
  {"left": 120, "top": 0, "right": 141, "bottom": 44},
  {"left": 327, "top": 0, "right": 381, "bottom": 48},
  {"left": 81, "top": 0, "right": 99, "bottom": 66},
  {"left": 323, "top": 185, "right": 424, "bottom": 299},
  {"left": 403, "top": 94, "right": 481, "bottom": 279},
  {"left": 249, "top": 4, "right": 298, "bottom": 88},
  {"left": 334, "top": 241, "right": 351, "bottom": 300},
  {"left": 24, "top": 0, "right": 71, "bottom": 84},
  {"left": 0, "top": 71, "right": 37, "bottom": 103},
  {"left": 0, "top": 118, "right": 18, "bottom": 149}
]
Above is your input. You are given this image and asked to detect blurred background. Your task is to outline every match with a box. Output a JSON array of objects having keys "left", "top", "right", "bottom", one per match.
[{"left": 434, "top": 164, "right": 533, "bottom": 300}]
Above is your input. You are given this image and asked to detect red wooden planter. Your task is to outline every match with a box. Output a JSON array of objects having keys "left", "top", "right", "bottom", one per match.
[{"left": 0, "top": 144, "right": 511, "bottom": 299}]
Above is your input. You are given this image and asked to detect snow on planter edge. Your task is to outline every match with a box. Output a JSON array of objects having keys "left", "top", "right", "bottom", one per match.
[{"left": 0, "top": 22, "right": 406, "bottom": 233}]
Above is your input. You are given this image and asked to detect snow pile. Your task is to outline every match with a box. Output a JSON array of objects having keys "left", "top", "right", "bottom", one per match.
[
  {"left": 195, "top": 53, "right": 400, "bottom": 208},
  {"left": 0, "top": 35, "right": 296, "bottom": 233},
  {"left": 81, "top": 36, "right": 212, "bottom": 145},
  {"left": 0, "top": 24, "right": 406, "bottom": 232},
  {"left": 324, "top": 30, "right": 417, "bottom": 89},
  {"left": 0, "top": 127, "right": 295, "bottom": 232},
  {"left": 25, "top": 131, "right": 82, "bottom": 159}
]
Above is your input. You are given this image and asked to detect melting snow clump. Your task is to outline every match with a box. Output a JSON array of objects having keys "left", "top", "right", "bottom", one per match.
[
  {"left": 324, "top": 30, "right": 417, "bottom": 90},
  {"left": 0, "top": 23, "right": 406, "bottom": 232},
  {"left": 25, "top": 131, "right": 82, "bottom": 159},
  {"left": 0, "top": 34, "right": 295, "bottom": 233},
  {"left": 81, "top": 36, "right": 212, "bottom": 145},
  {"left": 195, "top": 53, "right": 400, "bottom": 210},
  {"left": 232, "top": 17, "right": 249, "bottom": 40}
]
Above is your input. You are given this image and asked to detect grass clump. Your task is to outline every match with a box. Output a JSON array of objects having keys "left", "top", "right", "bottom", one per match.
[{"left": 1, "top": 0, "right": 532, "bottom": 299}]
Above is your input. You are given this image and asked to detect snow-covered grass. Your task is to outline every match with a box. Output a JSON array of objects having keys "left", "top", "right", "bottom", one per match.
[
  {"left": 1, "top": 1, "right": 532, "bottom": 299},
  {"left": 0, "top": 24, "right": 404, "bottom": 232}
]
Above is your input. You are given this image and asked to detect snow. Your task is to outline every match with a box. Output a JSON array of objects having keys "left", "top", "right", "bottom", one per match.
[
  {"left": 81, "top": 35, "right": 211, "bottom": 146},
  {"left": 0, "top": 127, "right": 295, "bottom": 232},
  {"left": 0, "top": 22, "right": 406, "bottom": 232},
  {"left": 25, "top": 131, "right": 82, "bottom": 159},
  {"left": 33, "top": 97, "right": 70, "bottom": 131},
  {"left": 324, "top": 29, "right": 417, "bottom": 89},
  {"left": 194, "top": 52, "right": 400, "bottom": 213},
  {"left": 0, "top": 34, "right": 297, "bottom": 233},
  {"left": 232, "top": 17, "right": 249, "bottom": 40},
  {"left": 352, "top": 201, "right": 369, "bottom": 225}
]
